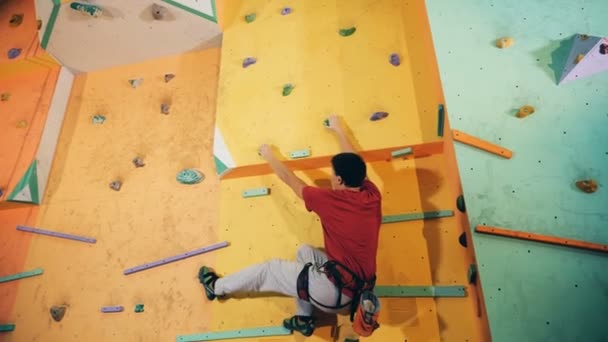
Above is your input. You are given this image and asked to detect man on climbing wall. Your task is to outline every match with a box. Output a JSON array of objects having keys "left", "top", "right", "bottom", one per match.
[{"left": 199, "top": 115, "right": 382, "bottom": 337}]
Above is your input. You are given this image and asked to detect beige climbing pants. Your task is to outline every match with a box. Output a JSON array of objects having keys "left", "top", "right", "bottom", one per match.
[{"left": 214, "top": 244, "right": 352, "bottom": 316}]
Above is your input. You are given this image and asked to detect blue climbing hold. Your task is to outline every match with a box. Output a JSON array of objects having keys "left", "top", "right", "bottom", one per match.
[
  {"left": 281, "top": 7, "right": 292, "bottom": 15},
  {"left": 390, "top": 53, "right": 401, "bottom": 66},
  {"left": 8, "top": 48, "right": 21, "bottom": 59},
  {"left": 370, "top": 112, "right": 389, "bottom": 121},
  {"left": 242, "top": 57, "right": 257, "bottom": 68}
]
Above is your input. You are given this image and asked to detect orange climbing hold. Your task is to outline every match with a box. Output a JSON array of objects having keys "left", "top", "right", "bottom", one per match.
[
  {"left": 452, "top": 130, "right": 513, "bottom": 159},
  {"left": 516, "top": 105, "right": 535, "bottom": 118},
  {"left": 475, "top": 225, "right": 608, "bottom": 253},
  {"left": 575, "top": 179, "right": 597, "bottom": 193}
]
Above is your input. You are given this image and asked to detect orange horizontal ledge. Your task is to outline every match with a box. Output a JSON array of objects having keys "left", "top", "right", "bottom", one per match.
[
  {"left": 221, "top": 140, "right": 444, "bottom": 179},
  {"left": 475, "top": 225, "right": 608, "bottom": 253},
  {"left": 452, "top": 130, "right": 513, "bottom": 159}
]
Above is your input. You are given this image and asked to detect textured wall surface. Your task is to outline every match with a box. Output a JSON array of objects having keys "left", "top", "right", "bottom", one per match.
[{"left": 426, "top": 0, "right": 608, "bottom": 341}]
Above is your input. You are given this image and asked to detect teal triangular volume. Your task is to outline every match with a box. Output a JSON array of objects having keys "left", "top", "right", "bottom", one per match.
[
  {"left": 558, "top": 34, "right": 601, "bottom": 84},
  {"left": 8, "top": 160, "right": 40, "bottom": 204},
  {"left": 214, "top": 155, "right": 229, "bottom": 176}
]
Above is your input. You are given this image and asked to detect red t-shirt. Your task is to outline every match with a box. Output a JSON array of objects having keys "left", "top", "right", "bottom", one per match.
[{"left": 302, "top": 179, "right": 382, "bottom": 288}]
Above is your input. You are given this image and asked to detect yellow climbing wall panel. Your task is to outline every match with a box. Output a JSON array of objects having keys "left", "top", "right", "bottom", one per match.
[
  {"left": 216, "top": 0, "right": 442, "bottom": 168},
  {"left": 212, "top": 155, "right": 483, "bottom": 341},
  {"left": 9, "top": 48, "right": 223, "bottom": 342}
]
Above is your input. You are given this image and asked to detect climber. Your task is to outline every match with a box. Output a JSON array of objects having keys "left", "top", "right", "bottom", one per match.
[{"left": 199, "top": 115, "right": 382, "bottom": 337}]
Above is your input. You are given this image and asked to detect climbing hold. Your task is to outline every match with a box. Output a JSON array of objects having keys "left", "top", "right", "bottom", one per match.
[
  {"left": 50, "top": 305, "right": 67, "bottom": 322},
  {"left": 92, "top": 115, "right": 106, "bottom": 124},
  {"left": 516, "top": 105, "right": 535, "bottom": 118},
  {"left": 128, "top": 78, "right": 143, "bottom": 89},
  {"left": 0, "top": 188, "right": 4, "bottom": 197},
  {"left": 1, "top": 93, "right": 10, "bottom": 101},
  {"left": 580, "top": 34, "right": 589, "bottom": 41},
  {"left": 37, "top": 19, "right": 42, "bottom": 30},
  {"left": 574, "top": 53, "right": 584, "bottom": 64},
  {"left": 16, "top": 120, "right": 27, "bottom": 128},
  {"left": 132, "top": 157, "right": 145, "bottom": 168},
  {"left": 289, "top": 149, "right": 311, "bottom": 159},
  {"left": 600, "top": 44, "right": 607, "bottom": 55},
  {"left": 245, "top": 13, "right": 256, "bottom": 23},
  {"left": 458, "top": 232, "right": 467, "bottom": 248},
  {"left": 495, "top": 37, "right": 514, "bottom": 49},
  {"left": 101, "top": 306, "right": 124, "bottom": 313},
  {"left": 8, "top": 48, "right": 21, "bottom": 59},
  {"left": 70, "top": 2, "right": 103, "bottom": 17},
  {"left": 177, "top": 169, "right": 204, "bottom": 184},
  {"left": 242, "top": 57, "right": 257, "bottom": 68},
  {"left": 151, "top": 3, "right": 168, "bottom": 20},
  {"left": 389, "top": 53, "right": 401, "bottom": 66},
  {"left": 575, "top": 179, "right": 597, "bottom": 193},
  {"left": 391, "top": 147, "right": 412, "bottom": 158},
  {"left": 282, "top": 83, "right": 294, "bottom": 96},
  {"left": 339, "top": 27, "right": 356, "bottom": 37},
  {"left": 161, "top": 103, "right": 170, "bottom": 115},
  {"left": 242, "top": 188, "right": 270, "bottom": 198},
  {"left": 109, "top": 181, "right": 122, "bottom": 191},
  {"left": 467, "top": 264, "right": 478, "bottom": 284},
  {"left": 9, "top": 14, "right": 24, "bottom": 27},
  {"left": 323, "top": 119, "right": 330, "bottom": 127},
  {"left": 370, "top": 112, "right": 389, "bottom": 121},
  {"left": 134, "top": 304, "right": 144, "bottom": 313},
  {"left": 437, "top": 104, "right": 445, "bottom": 136},
  {"left": 456, "top": 195, "right": 466, "bottom": 212},
  {"left": 281, "top": 7, "right": 292, "bottom": 15},
  {"left": 0, "top": 324, "right": 15, "bottom": 332},
  {"left": 164, "top": 74, "right": 175, "bottom": 83}
]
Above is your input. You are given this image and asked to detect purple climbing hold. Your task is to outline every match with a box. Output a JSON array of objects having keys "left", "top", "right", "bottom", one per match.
[
  {"left": 8, "top": 48, "right": 21, "bottom": 59},
  {"left": 390, "top": 53, "right": 401, "bottom": 66},
  {"left": 242, "top": 57, "right": 257, "bottom": 68},
  {"left": 281, "top": 7, "right": 292, "bottom": 15},
  {"left": 370, "top": 112, "right": 389, "bottom": 121},
  {"left": 0, "top": 188, "right": 4, "bottom": 198}
]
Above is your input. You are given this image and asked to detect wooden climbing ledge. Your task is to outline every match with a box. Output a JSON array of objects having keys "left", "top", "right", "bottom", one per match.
[
  {"left": 452, "top": 130, "right": 513, "bottom": 159},
  {"left": 475, "top": 225, "right": 608, "bottom": 253}
]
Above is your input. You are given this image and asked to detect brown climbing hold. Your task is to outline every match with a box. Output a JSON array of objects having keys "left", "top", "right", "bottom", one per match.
[
  {"left": 37, "top": 19, "right": 42, "bottom": 30},
  {"left": 151, "top": 3, "right": 168, "bottom": 20},
  {"left": 133, "top": 157, "right": 145, "bottom": 168},
  {"left": 574, "top": 54, "right": 584, "bottom": 64},
  {"left": 109, "top": 181, "right": 122, "bottom": 191},
  {"left": 496, "top": 37, "right": 514, "bottom": 49},
  {"left": 580, "top": 34, "right": 589, "bottom": 41},
  {"left": 164, "top": 74, "right": 175, "bottom": 83},
  {"left": 161, "top": 103, "right": 170, "bottom": 115},
  {"left": 16, "top": 120, "right": 28, "bottom": 128},
  {"left": 1, "top": 93, "right": 9, "bottom": 101},
  {"left": 50, "top": 305, "right": 67, "bottom": 322},
  {"left": 576, "top": 179, "right": 597, "bottom": 193},
  {"left": 516, "top": 105, "right": 535, "bottom": 118},
  {"left": 9, "top": 14, "right": 23, "bottom": 27}
]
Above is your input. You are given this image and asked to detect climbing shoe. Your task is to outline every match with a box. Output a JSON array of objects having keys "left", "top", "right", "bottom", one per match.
[
  {"left": 198, "top": 266, "right": 219, "bottom": 300},
  {"left": 283, "top": 315, "right": 315, "bottom": 337}
]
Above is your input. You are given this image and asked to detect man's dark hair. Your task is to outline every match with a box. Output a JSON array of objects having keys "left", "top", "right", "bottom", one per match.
[{"left": 331, "top": 153, "right": 366, "bottom": 187}]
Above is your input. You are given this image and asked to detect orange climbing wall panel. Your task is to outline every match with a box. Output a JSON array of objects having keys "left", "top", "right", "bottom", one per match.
[
  {"left": 7, "top": 48, "right": 223, "bottom": 342},
  {"left": 0, "top": 0, "right": 39, "bottom": 65},
  {"left": 0, "top": 63, "right": 60, "bottom": 207}
]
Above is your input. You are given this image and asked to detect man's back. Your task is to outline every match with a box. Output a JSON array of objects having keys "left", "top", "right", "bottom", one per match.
[{"left": 303, "top": 179, "right": 382, "bottom": 280}]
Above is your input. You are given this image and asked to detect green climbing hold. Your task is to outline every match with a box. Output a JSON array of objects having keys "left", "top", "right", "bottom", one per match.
[
  {"left": 177, "top": 169, "right": 204, "bottom": 185},
  {"left": 282, "top": 83, "right": 294, "bottom": 96},
  {"left": 134, "top": 304, "right": 144, "bottom": 313},
  {"left": 70, "top": 2, "right": 103, "bottom": 17},
  {"left": 456, "top": 195, "right": 466, "bottom": 212},
  {"left": 245, "top": 13, "right": 256, "bottom": 23},
  {"left": 92, "top": 115, "right": 105, "bottom": 124},
  {"left": 323, "top": 119, "right": 330, "bottom": 127},
  {"left": 339, "top": 27, "right": 356, "bottom": 37}
]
